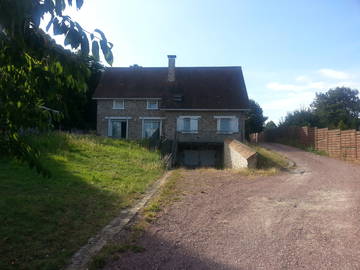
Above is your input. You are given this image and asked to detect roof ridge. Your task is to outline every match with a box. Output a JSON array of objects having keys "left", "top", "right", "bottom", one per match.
[{"left": 107, "top": 66, "right": 242, "bottom": 69}]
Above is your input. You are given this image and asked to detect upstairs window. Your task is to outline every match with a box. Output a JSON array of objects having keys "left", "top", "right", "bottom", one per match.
[
  {"left": 215, "top": 116, "right": 239, "bottom": 134},
  {"left": 113, "top": 99, "right": 124, "bottom": 109},
  {"left": 177, "top": 116, "right": 200, "bottom": 133},
  {"left": 147, "top": 100, "right": 159, "bottom": 110}
]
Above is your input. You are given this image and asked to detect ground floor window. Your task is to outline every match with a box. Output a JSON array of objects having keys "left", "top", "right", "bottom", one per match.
[
  {"left": 142, "top": 119, "right": 161, "bottom": 139},
  {"left": 107, "top": 118, "right": 128, "bottom": 139}
]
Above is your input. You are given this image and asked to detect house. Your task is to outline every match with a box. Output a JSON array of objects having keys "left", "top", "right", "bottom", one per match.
[{"left": 93, "top": 55, "right": 250, "bottom": 146}]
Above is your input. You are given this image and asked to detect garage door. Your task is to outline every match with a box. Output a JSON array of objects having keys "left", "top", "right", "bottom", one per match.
[{"left": 183, "top": 150, "right": 216, "bottom": 167}]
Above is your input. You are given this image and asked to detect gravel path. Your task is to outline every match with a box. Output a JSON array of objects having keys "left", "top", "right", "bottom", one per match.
[{"left": 105, "top": 143, "right": 360, "bottom": 270}]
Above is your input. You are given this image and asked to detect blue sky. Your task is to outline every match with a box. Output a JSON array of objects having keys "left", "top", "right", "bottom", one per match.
[{"left": 46, "top": 0, "right": 360, "bottom": 123}]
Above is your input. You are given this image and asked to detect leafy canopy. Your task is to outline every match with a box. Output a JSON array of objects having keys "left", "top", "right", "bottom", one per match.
[
  {"left": 311, "top": 87, "right": 360, "bottom": 129},
  {"left": 0, "top": 0, "right": 112, "bottom": 176},
  {"left": 276, "top": 87, "right": 360, "bottom": 130},
  {"left": 264, "top": 120, "right": 277, "bottom": 130},
  {"left": 0, "top": 0, "right": 113, "bottom": 65},
  {"left": 245, "top": 99, "right": 268, "bottom": 139},
  {"left": 279, "top": 108, "right": 319, "bottom": 127}
]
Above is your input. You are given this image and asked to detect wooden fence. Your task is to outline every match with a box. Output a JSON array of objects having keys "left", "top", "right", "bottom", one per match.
[{"left": 250, "top": 126, "right": 360, "bottom": 162}]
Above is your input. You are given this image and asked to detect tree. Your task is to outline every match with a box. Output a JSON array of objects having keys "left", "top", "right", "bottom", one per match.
[
  {"left": 264, "top": 120, "right": 277, "bottom": 130},
  {"left": 0, "top": 0, "right": 112, "bottom": 176},
  {"left": 0, "top": 0, "right": 113, "bottom": 65},
  {"left": 279, "top": 108, "right": 319, "bottom": 127},
  {"left": 245, "top": 99, "right": 268, "bottom": 139},
  {"left": 311, "top": 87, "right": 360, "bottom": 129}
]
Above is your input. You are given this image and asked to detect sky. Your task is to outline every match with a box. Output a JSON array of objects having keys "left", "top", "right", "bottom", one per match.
[{"left": 44, "top": 0, "right": 360, "bottom": 123}]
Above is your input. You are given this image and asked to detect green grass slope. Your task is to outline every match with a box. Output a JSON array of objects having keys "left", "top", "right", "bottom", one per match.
[{"left": 0, "top": 132, "right": 164, "bottom": 270}]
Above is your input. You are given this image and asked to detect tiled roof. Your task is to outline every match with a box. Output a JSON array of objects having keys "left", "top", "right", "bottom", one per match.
[{"left": 93, "top": 66, "right": 249, "bottom": 110}]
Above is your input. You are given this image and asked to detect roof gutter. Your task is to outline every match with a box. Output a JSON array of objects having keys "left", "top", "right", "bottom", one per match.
[
  {"left": 92, "top": 97, "right": 162, "bottom": 100},
  {"left": 160, "top": 109, "right": 250, "bottom": 111}
]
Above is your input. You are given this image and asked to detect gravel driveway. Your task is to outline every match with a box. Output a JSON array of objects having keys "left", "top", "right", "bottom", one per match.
[{"left": 106, "top": 143, "right": 360, "bottom": 270}]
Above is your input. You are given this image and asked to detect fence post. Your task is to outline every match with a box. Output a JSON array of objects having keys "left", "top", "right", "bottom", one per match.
[
  {"left": 326, "top": 128, "right": 329, "bottom": 154},
  {"left": 352, "top": 130, "right": 358, "bottom": 161},
  {"left": 356, "top": 130, "right": 358, "bottom": 160}
]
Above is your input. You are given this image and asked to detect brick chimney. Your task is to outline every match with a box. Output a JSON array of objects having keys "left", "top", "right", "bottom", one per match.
[{"left": 167, "top": 55, "right": 176, "bottom": 82}]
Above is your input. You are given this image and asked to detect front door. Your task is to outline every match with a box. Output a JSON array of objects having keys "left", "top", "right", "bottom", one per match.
[{"left": 111, "top": 120, "right": 127, "bottom": 139}]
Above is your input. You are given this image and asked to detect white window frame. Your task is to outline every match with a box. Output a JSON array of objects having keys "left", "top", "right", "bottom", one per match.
[
  {"left": 112, "top": 99, "right": 124, "bottom": 110},
  {"left": 106, "top": 116, "right": 131, "bottom": 138},
  {"left": 214, "top": 116, "right": 239, "bottom": 134},
  {"left": 146, "top": 100, "right": 159, "bottom": 110},
  {"left": 140, "top": 117, "right": 165, "bottom": 139},
  {"left": 177, "top": 116, "right": 201, "bottom": 134}
]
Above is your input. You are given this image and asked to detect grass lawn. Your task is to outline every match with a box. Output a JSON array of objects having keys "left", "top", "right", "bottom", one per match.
[
  {"left": 253, "top": 145, "right": 290, "bottom": 169},
  {"left": 0, "top": 132, "right": 164, "bottom": 270},
  {"left": 235, "top": 144, "right": 291, "bottom": 176}
]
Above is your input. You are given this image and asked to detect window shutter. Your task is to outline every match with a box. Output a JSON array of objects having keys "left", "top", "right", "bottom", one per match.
[
  {"left": 216, "top": 119, "right": 220, "bottom": 132},
  {"left": 108, "top": 119, "right": 112, "bottom": 136},
  {"left": 177, "top": 117, "right": 183, "bottom": 131},
  {"left": 190, "top": 118, "right": 198, "bottom": 132},
  {"left": 232, "top": 117, "right": 239, "bottom": 133}
]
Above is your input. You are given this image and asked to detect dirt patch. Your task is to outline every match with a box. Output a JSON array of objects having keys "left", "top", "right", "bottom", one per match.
[{"left": 104, "top": 144, "right": 360, "bottom": 270}]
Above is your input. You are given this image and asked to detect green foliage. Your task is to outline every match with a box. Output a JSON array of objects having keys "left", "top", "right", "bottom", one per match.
[
  {"left": 0, "top": 132, "right": 164, "bottom": 270},
  {"left": 0, "top": 31, "right": 91, "bottom": 175},
  {"left": 0, "top": 0, "right": 113, "bottom": 64},
  {"left": 245, "top": 99, "right": 268, "bottom": 139},
  {"left": 337, "top": 119, "right": 347, "bottom": 130},
  {"left": 0, "top": 0, "right": 112, "bottom": 175},
  {"left": 251, "top": 145, "right": 290, "bottom": 170},
  {"left": 311, "top": 87, "right": 360, "bottom": 129},
  {"left": 277, "top": 87, "right": 360, "bottom": 130},
  {"left": 264, "top": 120, "right": 277, "bottom": 130},
  {"left": 279, "top": 108, "right": 319, "bottom": 127},
  {"left": 236, "top": 144, "right": 290, "bottom": 176}
]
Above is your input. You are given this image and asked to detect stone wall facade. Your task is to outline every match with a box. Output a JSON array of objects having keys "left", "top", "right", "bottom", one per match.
[
  {"left": 96, "top": 99, "right": 246, "bottom": 142},
  {"left": 224, "top": 139, "right": 257, "bottom": 169},
  {"left": 163, "top": 111, "right": 246, "bottom": 142},
  {"left": 97, "top": 99, "right": 163, "bottom": 139}
]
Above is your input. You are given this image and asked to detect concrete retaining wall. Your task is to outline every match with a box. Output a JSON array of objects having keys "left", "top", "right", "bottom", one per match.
[{"left": 224, "top": 139, "right": 257, "bottom": 169}]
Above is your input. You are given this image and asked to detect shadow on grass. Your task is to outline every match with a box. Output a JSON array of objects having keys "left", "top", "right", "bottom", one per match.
[{"left": 0, "top": 133, "right": 163, "bottom": 270}]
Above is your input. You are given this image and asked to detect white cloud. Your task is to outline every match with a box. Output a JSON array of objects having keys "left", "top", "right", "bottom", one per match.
[
  {"left": 318, "top": 68, "right": 350, "bottom": 80},
  {"left": 266, "top": 80, "right": 360, "bottom": 93},
  {"left": 266, "top": 82, "right": 305, "bottom": 92},
  {"left": 295, "top": 75, "right": 310, "bottom": 82},
  {"left": 266, "top": 81, "right": 331, "bottom": 92},
  {"left": 262, "top": 69, "right": 360, "bottom": 123},
  {"left": 262, "top": 92, "right": 315, "bottom": 111}
]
